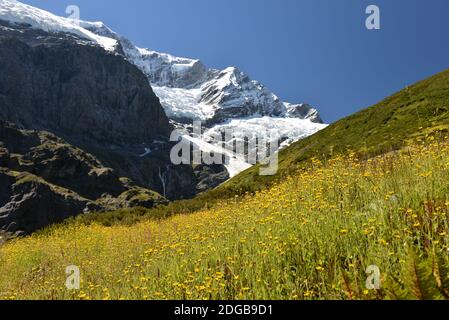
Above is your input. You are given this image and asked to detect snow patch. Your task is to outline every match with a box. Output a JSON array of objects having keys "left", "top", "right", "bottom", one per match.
[
  {"left": 182, "top": 135, "right": 251, "bottom": 178},
  {"left": 0, "top": 0, "right": 117, "bottom": 51}
]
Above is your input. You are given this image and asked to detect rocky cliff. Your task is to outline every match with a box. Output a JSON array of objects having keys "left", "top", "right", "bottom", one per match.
[
  {"left": 0, "top": 20, "right": 227, "bottom": 234},
  {"left": 0, "top": 20, "right": 170, "bottom": 144}
]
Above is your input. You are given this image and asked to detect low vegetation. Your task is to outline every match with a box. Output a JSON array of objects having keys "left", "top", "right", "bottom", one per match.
[{"left": 1, "top": 135, "right": 448, "bottom": 300}]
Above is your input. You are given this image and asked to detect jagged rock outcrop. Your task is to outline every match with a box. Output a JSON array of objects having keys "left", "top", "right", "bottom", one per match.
[
  {"left": 194, "top": 164, "right": 230, "bottom": 193},
  {"left": 0, "top": 169, "right": 96, "bottom": 235},
  {"left": 0, "top": 121, "right": 169, "bottom": 234},
  {"left": 0, "top": 121, "right": 127, "bottom": 199}
]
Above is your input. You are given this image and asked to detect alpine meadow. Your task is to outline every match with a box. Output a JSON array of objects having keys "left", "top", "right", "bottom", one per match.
[{"left": 1, "top": 0, "right": 449, "bottom": 304}]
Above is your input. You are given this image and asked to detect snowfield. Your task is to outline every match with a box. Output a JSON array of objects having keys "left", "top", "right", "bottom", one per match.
[{"left": 0, "top": 0, "right": 117, "bottom": 51}]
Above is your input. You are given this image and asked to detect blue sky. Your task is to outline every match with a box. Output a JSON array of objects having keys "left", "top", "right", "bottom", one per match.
[{"left": 21, "top": 0, "right": 449, "bottom": 123}]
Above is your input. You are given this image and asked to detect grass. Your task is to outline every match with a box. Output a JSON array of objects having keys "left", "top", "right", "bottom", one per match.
[{"left": 1, "top": 135, "right": 448, "bottom": 300}]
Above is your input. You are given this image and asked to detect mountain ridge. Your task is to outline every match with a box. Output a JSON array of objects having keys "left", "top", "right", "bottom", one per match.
[{"left": 78, "top": 19, "right": 324, "bottom": 124}]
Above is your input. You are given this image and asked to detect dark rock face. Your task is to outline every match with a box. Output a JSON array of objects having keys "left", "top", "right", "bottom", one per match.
[
  {"left": 194, "top": 164, "right": 230, "bottom": 193},
  {"left": 285, "top": 103, "right": 323, "bottom": 124},
  {"left": 0, "top": 171, "right": 96, "bottom": 235},
  {"left": 0, "top": 21, "right": 171, "bottom": 145},
  {"left": 0, "top": 121, "right": 168, "bottom": 234},
  {"left": 0, "top": 22, "right": 229, "bottom": 234},
  {"left": 1, "top": 181, "right": 78, "bottom": 234},
  {"left": 0, "top": 121, "right": 128, "bottom": 200},
  {"left": 0, "top": 167, "right": 14, "bottom": 207}
]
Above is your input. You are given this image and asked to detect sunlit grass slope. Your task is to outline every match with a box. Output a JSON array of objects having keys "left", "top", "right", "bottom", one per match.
[{"left": 1, "top": 136, "right": 448, "bottom": 300}]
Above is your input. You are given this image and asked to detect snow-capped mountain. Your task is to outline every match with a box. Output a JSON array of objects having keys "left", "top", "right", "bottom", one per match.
[
  {"left": 124, "top": 47, "right": 323, "bottom": 126},
  {"left": 74, "top": 15, "right": 324, "bottom": 126},
  {"left": 0, "top": 0, "right": 328, "bottom": 177}
]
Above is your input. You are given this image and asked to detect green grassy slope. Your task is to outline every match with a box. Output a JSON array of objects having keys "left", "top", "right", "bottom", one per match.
[
  {"left": 72, "top": 68, "right": 449, "bottom": 227},
  {"left": 3, "top": 128, "right": 449, "bottom": 300},
  {"left": 221, "top": 68, "right": 449, "bottom": 193}
]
